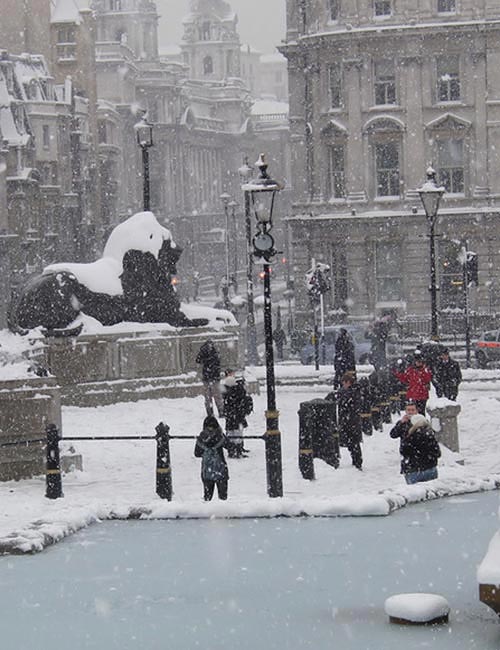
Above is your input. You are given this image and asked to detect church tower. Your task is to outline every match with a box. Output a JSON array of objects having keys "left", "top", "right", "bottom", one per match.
[
  {"left": 92, "top": 0, "right": 159, "bottom": 60},
  {"left": 181, "top": 0, "right": 241, "bottom": 81}
]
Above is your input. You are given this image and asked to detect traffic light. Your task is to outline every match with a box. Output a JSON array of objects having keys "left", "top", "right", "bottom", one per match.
[{"left": 465, "top": 252, "right": 478, "bottom": 286}]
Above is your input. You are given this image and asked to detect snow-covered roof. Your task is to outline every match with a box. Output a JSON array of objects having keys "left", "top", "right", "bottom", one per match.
[
  {"left": 51, "top": 0, "right": 91, "bottom": 24},
  {"left": 260, "top": 52, "right": 286, "bottom": 64},
  {"left": 159, "top": 45, "right": 182, "bottom": 57},
  {"left": 0, "top": 69, "right": 30, "bottom": 147}
]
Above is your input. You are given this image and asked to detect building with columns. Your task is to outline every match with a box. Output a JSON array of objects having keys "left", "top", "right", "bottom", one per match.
[{"left": 281, "top": 0, "right": 500, "bottom": 331}]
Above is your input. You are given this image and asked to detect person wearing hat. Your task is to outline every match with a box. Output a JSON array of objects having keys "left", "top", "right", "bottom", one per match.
[
  {"left": 432, "top": 348, "right": 462, "bottom": 401},
  {"left": 333, "top": 328, "right": 356, "bottom": 388},
  {"left": 392, "top": 350, "right": 432, "bottom": 414},
  {"left": 328, "top": 371, "right": 363, "bottom": 470},
  {"left": 390, "top": 412, "right": 441, "bottom": 484}
]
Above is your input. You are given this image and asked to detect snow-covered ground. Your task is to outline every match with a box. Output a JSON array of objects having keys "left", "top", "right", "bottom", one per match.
[{"left": 1, "top": 370, "right": 499, "bottom": 553}]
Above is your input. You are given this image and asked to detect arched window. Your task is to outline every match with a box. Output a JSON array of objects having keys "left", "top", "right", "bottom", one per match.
[
  {"left": 203, "top": 56, "right": 213, "bottom": 75},
  {"left": 363, "top": 117, "right": 404, "bottom": 198}
]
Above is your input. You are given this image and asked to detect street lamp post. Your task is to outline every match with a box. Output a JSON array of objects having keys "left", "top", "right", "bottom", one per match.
[
  {"left": 243, "top": 153, "right": 284, "bottom": 498},
  {"left": 228, "top": 199, "right": 238, "bottom": 293},
  {"left": 134, "top": 115, "right": 154, "bottom": 211},
  {"left": 417, "top": 167, "right": 445, "bottom": 341},
  {"left": 239, "top": 158, "right": 258, "bottom": 366},
  {"left": 220, "top": 192, "right": 231, "bottom": 309}
]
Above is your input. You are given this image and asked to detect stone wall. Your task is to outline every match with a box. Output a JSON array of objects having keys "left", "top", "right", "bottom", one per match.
[
  {"left": 0, "top": 377, "right": 61, "bottom": 481},
  {"left": 33, "top": 326, "right": 240, "bottom": 406}
]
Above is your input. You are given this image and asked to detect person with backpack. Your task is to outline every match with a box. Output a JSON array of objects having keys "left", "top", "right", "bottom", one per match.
[
  {"left": 221, "top": 369, "right": 253, "bottom": 459},
  {"left": 196, "top": 339, "right": 224, "bottom": 417},
  {"left": 194, "top": 415, "right": 231, "bottom": 501}
]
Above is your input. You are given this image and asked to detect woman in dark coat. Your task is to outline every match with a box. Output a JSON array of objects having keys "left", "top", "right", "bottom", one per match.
[
  {"left": 221, "top": 370, "right": 252, "bottom": 458},
  {"left": 334, "top": 328, "right": 356, "bottom": 387},
  {"left": 331, "top": 372, "right": 363, "bottom": 470},
  {"left": 194, "top": 415, "right": 231, "bottom": 501}
]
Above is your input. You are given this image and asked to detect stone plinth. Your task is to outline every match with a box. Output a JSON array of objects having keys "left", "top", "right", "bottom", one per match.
[
  {"left": 0, "top": 377, "right": 61, "bottom": 481},
  {"left": 427, "top": 402, "right": 461, "bottom": 453},
  {"left": 32, "top": 326, "right": 240, "bottom": 407}
]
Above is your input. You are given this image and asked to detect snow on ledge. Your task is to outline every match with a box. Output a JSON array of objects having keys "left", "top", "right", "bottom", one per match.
[{"left": 1, "top": 475, "right": 500, "bottom": 555}]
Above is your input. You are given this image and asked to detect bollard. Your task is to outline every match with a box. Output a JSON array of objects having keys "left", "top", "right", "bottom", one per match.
[
  {"left": 298, "top": 402, "right": 316, "bottom": 480},
  {"left": 45, "top": 423, "right": 63, "bottom": 499},
  {"left": 358, "top": 377, "right": 373, "bottom": 436},
  {"left": 155, "top": 422, "right": 172, "bottom": 500}
]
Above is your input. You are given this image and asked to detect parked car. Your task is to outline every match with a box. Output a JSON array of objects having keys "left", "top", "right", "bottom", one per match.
[
  {"left": 475, "top": 330, "right": 500, "bottom": 368},
  {"left": 299, "top": 325, "right": 372, "bottom": 366}
]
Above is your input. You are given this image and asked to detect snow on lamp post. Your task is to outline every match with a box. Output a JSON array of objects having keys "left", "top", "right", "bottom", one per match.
[
  {"left": 239, "top": 157, "right": 258, "bottom": 367},
  {"left": 242, "top": 153, "right": 284, "bottom": 499},
  {"left": 417, "top": 166, "right": 445, "bottom": 341},
  {"left": 134, "top": 114, "right": 154, "bottom": 212}
]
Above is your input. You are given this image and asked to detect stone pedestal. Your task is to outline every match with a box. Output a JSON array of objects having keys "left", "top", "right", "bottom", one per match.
[
  {"left": 427, "top": 402, "right": 461, "bottom": 453},
  {"left": 0, "top": 376, "right": 61, "bottom": 481},
  {"left": 30, "top": 326, "right": 240, "bottom": 406}
]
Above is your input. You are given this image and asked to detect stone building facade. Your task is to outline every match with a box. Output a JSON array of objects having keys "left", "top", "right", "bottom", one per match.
[{"left": 281, "top": 0, "right": 500, "bottom": 331}]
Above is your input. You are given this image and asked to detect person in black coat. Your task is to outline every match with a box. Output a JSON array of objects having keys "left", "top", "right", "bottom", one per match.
[
  {"left": 390, "top": 407, "right": 441, "bottom": 484},
  {"left": 221, "top": 369, "right": 252, "bottom": 459},
  {"left": 196, "top": 339, "right": 224, "bottom": 417},
  {"left": 432, "top": 348, "right": 462, "bottom": 401},
  {"left": 194, "top": 416, "right": 231, "bottom": 501},
  {"left": 334, "top": 328, "right": 356, "bottom": 388},
  {"left": 334, "top": 372, "right": 363, "bottom": 470}
]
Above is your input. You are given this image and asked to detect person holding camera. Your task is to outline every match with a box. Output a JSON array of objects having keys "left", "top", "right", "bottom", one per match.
[{"left": 389, "top": 404, "right": 441, "bottom": 485}]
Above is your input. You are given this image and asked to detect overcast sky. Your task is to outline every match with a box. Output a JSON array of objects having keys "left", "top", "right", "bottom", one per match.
[{"left": 158, "top": 0, "right": 287, "bottom": 54}]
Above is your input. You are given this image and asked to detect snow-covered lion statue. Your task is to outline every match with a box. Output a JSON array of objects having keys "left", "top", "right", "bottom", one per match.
[{"left": 10, "top": 212, "right": 208, "bottom": 334}]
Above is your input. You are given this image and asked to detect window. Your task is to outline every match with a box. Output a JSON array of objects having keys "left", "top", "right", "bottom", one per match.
[
  {"left": 109, "top": 0, "right": 122, "bottom": 10},
  {"left": 437, "top": 55, "right": 460, "bottom": 102},
  {"left": 437, "top": 138, "right": 464, "bottom": 193},
  {"left": 440, "top": 240, "right": 464, "bottom": 309},
  {"left": 203, "top": 56, "right": 213, "bottom": 75},
  {"left": 201, "top": 22, "right": 211, "bottom": 41},
  {"left": 375, "top": 241, "right": 403, "bottom": 302},
  {"left": 375, "top": 142, "right": 400, "bottom": 196},
  {"left": 42, "top": 125, "right": 50, "bottom": 149},
  {"left": 56, "top": 26, "right": 76, "bottom": 60},
  {"left": 328, "top": 64, "right": 342, "bottom": 109},
  {"left": 329, "top": 0, "right": 340, "bottom": 20},
  {"left": 328, "top": 145, "right": 345, "bottom": 199},
  {"left": 438, "top": 0, "right": 455, "bottom": 12},
  {"left": 374, "top": 0, "right": 391, "bottom": 16},
  {"left": 374, "top": 59, "right": 396, "bottom": 105},
  {"left": 98, "top": 122, "right": 107, "bottom": 144}
]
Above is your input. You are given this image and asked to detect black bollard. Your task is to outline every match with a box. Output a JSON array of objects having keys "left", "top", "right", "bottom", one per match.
[
  {"left": 358, "top": 377, "right": 373, "bottom": 436},
  {"left": 155, "top": 422, "right": 172, "bottom": 500},
  {"left": 298, "top": 402, "right": 315, "bottom": 480},
  {"left": 45, "top": 423, "right": 63, "bottom": 499}
]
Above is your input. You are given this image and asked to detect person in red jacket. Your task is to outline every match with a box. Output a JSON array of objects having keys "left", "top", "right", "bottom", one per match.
[{"left": 392, "top": 350, "right": 433, "bottom": 415}]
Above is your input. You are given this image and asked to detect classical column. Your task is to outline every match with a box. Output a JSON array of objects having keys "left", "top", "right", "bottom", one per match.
[
  {"left": 472, "top": 52, "right": 489, "bottom": 197},
  {"left": 402, "top": 56, "right": 425, "bottom": 199},
  {"left": 344, "top": 58, "right": 366, "bottom": 203}
]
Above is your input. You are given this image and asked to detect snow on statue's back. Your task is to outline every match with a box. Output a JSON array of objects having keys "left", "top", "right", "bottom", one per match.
[{"left": 10, "top": 211, "right": 208, "bottom": 334}]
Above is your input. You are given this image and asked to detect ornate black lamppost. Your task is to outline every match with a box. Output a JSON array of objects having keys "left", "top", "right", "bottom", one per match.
[
  {"left": 135, "top": 115, "right": 154, "bottom": 211},
  {"left": 243, "top": 153, "right": 284, "bottom": 498},
  {"left": 239, "top": 157, "right": 258, "bottom": 366},
  {"left": 417, "top": 167, "right": 445, "bottom": 341},
  {"left": 228, "top": 198, "right": 238, "bottom": 293}
]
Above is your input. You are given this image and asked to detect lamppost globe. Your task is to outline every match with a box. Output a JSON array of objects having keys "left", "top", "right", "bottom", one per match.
[{"left": 417, "top": 166, "right": 445, "bottom": 223}]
